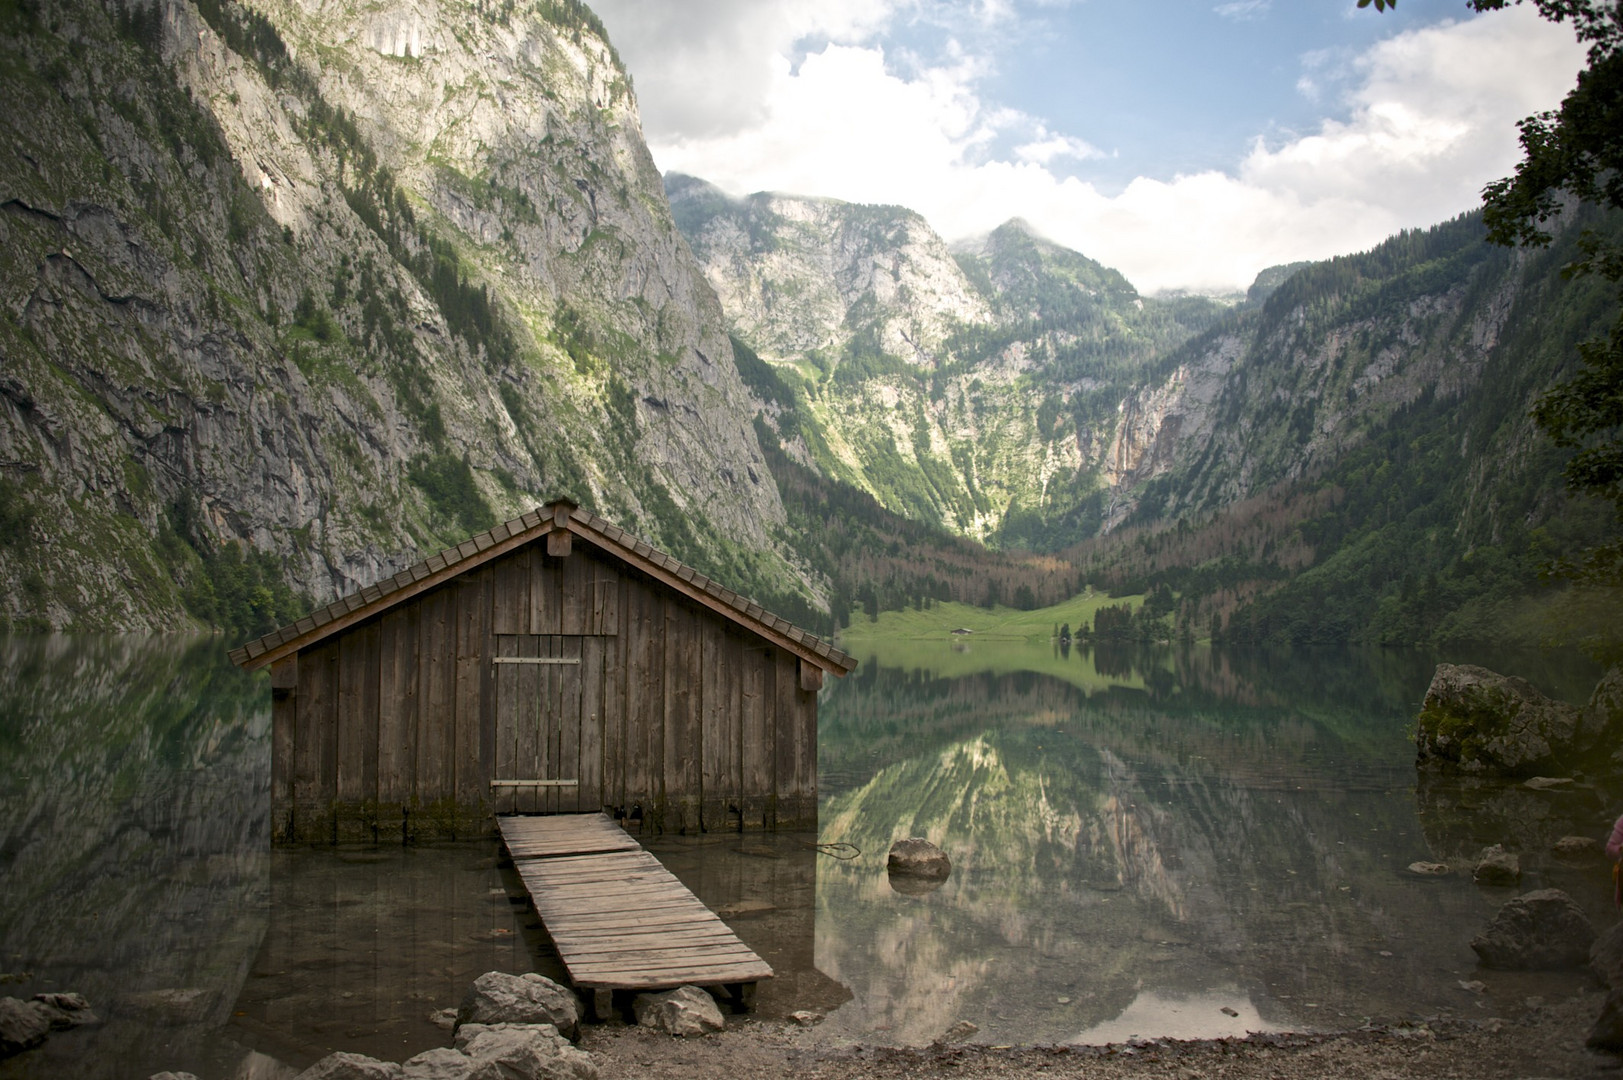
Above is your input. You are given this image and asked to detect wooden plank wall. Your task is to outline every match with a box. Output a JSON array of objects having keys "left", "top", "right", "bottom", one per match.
[{"left": 274, "top": 542, "right": 821, "bottom": 843}]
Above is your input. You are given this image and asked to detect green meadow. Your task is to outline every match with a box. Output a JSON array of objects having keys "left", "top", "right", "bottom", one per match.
[
  {"left": 834, "top": 592, "right": 1157, "bottom": 694},
  {"left": 839, "top": 591, "right": 1145, "bottom": 644}
]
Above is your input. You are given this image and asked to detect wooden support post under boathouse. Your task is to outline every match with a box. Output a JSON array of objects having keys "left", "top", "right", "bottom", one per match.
[{"left": 229, "top": 500, "right": 857, "bottom": 843}]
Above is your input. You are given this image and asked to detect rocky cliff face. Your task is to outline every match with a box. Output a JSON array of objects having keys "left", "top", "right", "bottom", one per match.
[
  {"left": 0, "top": 0, "right": 804, "bottom": 632},
  {"left": 677, "top": 168, "right": 1611, "bottom": 616},
  {"left": 668, "top": 178, "right": 1224, "bottom": 547},
  {"left": 667, "top": 174, "right": 989, "bottom": 369}
]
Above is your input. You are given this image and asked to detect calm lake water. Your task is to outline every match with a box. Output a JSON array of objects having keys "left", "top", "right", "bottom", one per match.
[{"left": 0, "top": 634, "right": 1613, "bottom": 1076}]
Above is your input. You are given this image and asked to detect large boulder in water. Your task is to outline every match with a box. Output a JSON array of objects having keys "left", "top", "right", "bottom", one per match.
[
  {"left": 1415, "top": 664, "right": 1584, "bottom": 775},
  {"left": 1470, "top": 888, "right": 1596, "bottom": 969}
]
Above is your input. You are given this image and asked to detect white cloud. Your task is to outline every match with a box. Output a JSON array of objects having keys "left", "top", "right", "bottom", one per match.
[
  {"left": 1014, "top": 128, "right": 1104, "bottom": 165},
  {"left": 609, "top": 3, "right": 1585, "bottom": 294},
  {"left": 1214, "top": 1, "right": 1270, "bottom": 21},
  {"left": 1241, "top": 9, "right": 1587, "bottom": 238},
  {"left": 588, "top": 0, "right": 905, "bottom": 139}
]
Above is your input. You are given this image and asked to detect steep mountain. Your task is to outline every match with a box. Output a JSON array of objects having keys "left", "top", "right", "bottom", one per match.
[
  {"left": 0, "top": 0, "right": 808, "bottom": 633},
  {"left": 667, "top": 176, "right": 1226, "bottom": 548},
  {"left": 678, "top": 173, "right": 1617, "bottom": 645},
  {"left": 1065, "top": 210, "right": 1622, "bottom": 646}
]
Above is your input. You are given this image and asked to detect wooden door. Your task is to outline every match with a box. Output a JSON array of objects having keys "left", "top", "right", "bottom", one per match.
[{"left": 493, "top": 635, "right": 589, "bottom": 813}]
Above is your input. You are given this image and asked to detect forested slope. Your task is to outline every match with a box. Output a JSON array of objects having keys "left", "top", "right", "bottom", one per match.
[{"left": 1064, "top": 210, "right": 1621, "bottom": 647}]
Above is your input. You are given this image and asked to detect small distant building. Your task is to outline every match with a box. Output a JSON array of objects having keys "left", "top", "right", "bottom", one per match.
[{"left": 229, "top": 501, "right": 855, "bottom": 843}]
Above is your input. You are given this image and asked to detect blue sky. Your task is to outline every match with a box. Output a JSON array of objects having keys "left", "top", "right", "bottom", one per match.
[
  {"left": 951, "top": 1, "right": 1452, "bottom": 190},
  {"left": 590, "top": 0, "right": 1586, "bottom": 293}
]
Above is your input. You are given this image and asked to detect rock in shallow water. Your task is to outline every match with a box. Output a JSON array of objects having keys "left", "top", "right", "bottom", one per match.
[
  {"left": 1553, "top": 835, "right": 1598, "bottom": 856},
  {"left": 632, "top": 986, "right": 725, "bottom": 1037},
  {"left": 32, "top": 992, "right": 97, "bottom": 1029},
  {"left": 0, "top": 998, "right": 50, "bottom": 1058},
  {"left": 1415, "top": 664, "right": 1582, "bottom": 775},
  {"left": 1470, "top": 888, "right": 1595, "bottom": 969},
  {"left": 1407, "top": 861, "right": 1450, "bottom": 876},
  {"left": 887, "top": 838, "right": 951, "bottom": 880},
  {"left": 1473, "top": 845, "right": 1521, "bottom": 886}
]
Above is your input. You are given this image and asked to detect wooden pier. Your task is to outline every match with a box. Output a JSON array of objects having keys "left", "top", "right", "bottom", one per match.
[{"left": 499, "top": 814, "right": 772, "bottom": 1005}]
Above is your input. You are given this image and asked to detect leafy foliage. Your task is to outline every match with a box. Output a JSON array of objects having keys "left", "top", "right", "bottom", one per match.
[
  {"left": 0, "top": 478, "right": 35, "bottom": 552},
  {"left": 1468, "top": 0, "right": 1623, "bottom": 658},
  {"left": 408, "top": 453, "right": 496, "bottom": 536},
  {"left": 157, "top": 500, "right": 307, "bottom": 638}
]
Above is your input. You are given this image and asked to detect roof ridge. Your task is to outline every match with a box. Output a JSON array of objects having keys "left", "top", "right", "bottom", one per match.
[{"left": 228, "top": 502, "right": 855, "bottom": 674}]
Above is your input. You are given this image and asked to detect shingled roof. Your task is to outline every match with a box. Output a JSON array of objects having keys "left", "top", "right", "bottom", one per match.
[{"left": 228, "top": 501, "right": 856, "bottom": 676}]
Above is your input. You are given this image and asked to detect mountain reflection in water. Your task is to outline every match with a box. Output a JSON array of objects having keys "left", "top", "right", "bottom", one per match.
[
  {"left": 0, "top": 635, "right": 272, "bottom": 1079},
  {"left": 814, "top": 641, "right": 1612, "bottom": 1047},
  {"left": 0, "top": 635, "right": 1612, "bottom": 1069}
]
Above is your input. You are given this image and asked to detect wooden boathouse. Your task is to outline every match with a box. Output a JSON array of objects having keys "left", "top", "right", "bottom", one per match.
[{"left": 229, "top": 500, "right": 855, "bottom": 843}]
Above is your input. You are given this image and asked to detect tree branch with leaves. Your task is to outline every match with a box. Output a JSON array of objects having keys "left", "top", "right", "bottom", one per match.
[{"left": 1367, "top": 1, "right": 1623, "bottom": 656}]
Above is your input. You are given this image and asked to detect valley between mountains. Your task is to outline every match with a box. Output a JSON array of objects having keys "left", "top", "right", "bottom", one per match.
[{"left": 0, "top": 0, "right": 1616, "bottom": 650}]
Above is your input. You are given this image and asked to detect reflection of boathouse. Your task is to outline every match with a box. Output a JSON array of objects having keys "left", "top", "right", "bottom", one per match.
[{"left": 230, "top": 500, "right": 854, "bottom": 843}]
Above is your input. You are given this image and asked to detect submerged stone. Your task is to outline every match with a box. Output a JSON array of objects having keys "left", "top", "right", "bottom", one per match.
[
  {"left": 1473, "top": 845, "right": 1521, "bottom": 886},
  {"left": 1553, "top": 835, "right": 1598, "bottom": 857},
  {"left": 1470, "top": 888, "right": 1595, "bottom": 969},
  {"left": 1407, "top": 861, "right": 1450, "bottom": 876},
  {"left": 887, "top": 838, "right": 952, "bottom": 880}
]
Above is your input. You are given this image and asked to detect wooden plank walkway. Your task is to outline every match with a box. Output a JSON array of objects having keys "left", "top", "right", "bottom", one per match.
[
  {"left": 500, "top": 812, "right": 642, "bottom": 859},
  {"left": 499, "top": 814, "right": 773, "bottom": 994}
]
